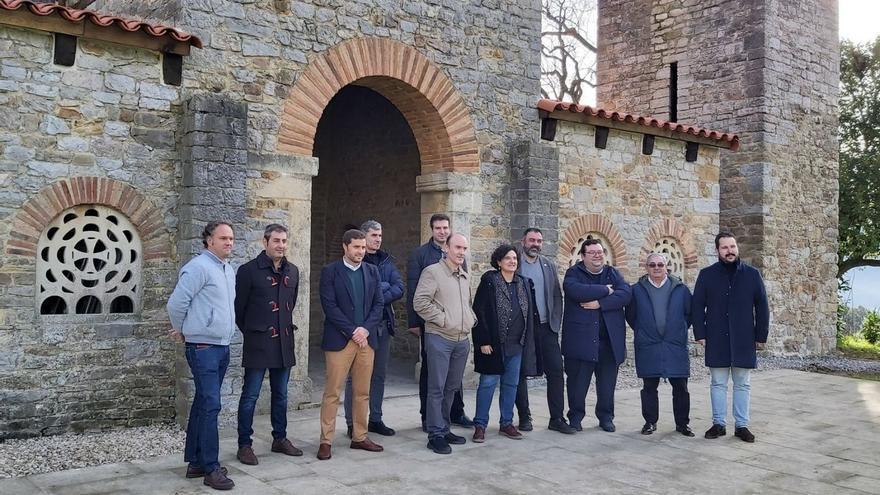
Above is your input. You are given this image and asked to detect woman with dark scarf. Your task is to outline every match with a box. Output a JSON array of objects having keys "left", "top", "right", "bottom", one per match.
[{"left": 471, "top": 244, "right": 541, "bottom": 442}]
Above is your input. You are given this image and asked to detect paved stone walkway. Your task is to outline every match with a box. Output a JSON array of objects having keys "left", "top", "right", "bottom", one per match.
[{"left": 2, "top": 369, "right": 879, "bottom": 494}]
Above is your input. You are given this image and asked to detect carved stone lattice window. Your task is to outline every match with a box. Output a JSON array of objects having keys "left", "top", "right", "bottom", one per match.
[
  {"left": 568, "top": 232, "right": 615, "bottom": 267},
  {"left": 37, "top": 205, "right": 142, "bottom": 315},
  {"left": 652, "top": 237, "right": 685, "bottom": 281}
]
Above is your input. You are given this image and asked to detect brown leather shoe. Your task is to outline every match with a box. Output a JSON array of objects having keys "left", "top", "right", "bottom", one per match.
[
  {"left": 203, "top": 468, "right": 234, "bottom": 490},
  {"left": 317, "top": 443, "right": 332, "bottom": 460},
  {"left": 349, "top": 437, "right": 384, "bottom": 452},
  {"left": 472, "top": 426, "right": 486, "bottom": 443},
  {"left": 185, "top": 465, "right": 227, "bottom": 479},
  {"left": 271, "top": 438, "right": 303, "bottom": 457},
  {"left": 236, "top": 445, "right": 258, "bottom": 465},
  {"left": 499, "top": 424, "right": 523, "bottom": 440}
]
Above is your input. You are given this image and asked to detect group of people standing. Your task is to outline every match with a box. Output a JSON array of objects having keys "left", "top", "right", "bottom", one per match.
[{"left": 166, "top": 215, "right": 769, "bottom": 491}]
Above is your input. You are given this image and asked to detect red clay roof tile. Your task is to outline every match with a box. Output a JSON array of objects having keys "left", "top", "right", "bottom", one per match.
[
  {"left": 538, "top": 99, "right": 739, "bottom": 151},
  {"left": 0, "top": 0, "right": 202, "bottom": 49}
]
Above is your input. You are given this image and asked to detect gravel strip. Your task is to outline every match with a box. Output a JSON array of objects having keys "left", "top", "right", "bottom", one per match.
[
  {"left": 2, "top": 355, "right": 877, "bottom": 479},
  {"left": 0, "top": 424, "right": 184, "bottom": 479}
]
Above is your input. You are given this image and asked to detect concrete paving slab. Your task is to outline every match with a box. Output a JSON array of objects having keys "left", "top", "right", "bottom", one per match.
[{"left": 5, "top": 369, "right": 880, "bottom": 494}]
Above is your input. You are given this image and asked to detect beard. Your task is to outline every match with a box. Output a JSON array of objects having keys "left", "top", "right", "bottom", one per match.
[
  {"left": 719, "top": 253, "right": 739, "bottom": 264},
  {"left": 525, "top": 246, "right": 540, "bottom": 258}
]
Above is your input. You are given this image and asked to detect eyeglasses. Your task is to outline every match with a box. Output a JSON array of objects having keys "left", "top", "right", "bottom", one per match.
[
  {"left": 584, "top": 251, "right": 604, "bottom": 256},
  {"left": 647, "top": 262, "right": 666, "bottom": 268}
]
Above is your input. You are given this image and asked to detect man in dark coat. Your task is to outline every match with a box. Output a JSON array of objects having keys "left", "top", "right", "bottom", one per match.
[
  {"left": 561, "top": 238, "right": 631, "bottom": 432},
  {"left": 693, "top": 231, "right": 769, "bottom": 443},
  {"left": 625, "top": 253, "right": 694, "bottom": 437},
  {"left": 406, "top": 213, "right": 473, "bottom": 430},
  {"left": 316, "top": 229, "right": 385, "bottom": 460},
  {"left": 234, "top": 224, "right": 302, "bottom": 466},
  {"left": 344, "top": 220, "right": 404, "bottom": 438},
  {"left": 514, "top": 228, "right": 576, "bottom": 434}
]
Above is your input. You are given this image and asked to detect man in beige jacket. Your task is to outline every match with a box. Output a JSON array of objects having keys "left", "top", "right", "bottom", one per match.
[{"left": 414, "top": 233, "right": 477, "bottom": 454}]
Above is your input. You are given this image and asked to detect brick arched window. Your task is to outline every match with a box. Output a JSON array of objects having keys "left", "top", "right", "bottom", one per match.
[{"left": 37, "top": 205, "right": 142, "bottom": 315}]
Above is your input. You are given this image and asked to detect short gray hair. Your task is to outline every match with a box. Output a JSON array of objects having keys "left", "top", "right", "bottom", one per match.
[
  {"left": 360, "top": 220, "right": 382, "bottom": 233},
  {"left": 646, "top": 252, "right": 667, "bottom": 264}
]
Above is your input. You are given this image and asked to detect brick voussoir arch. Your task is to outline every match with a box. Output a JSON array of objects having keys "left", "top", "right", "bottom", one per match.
[
  {"left": 5, "top": 177, "right": 170, "bottom": 261},
  {"left": 639, "top": 218, "right": 699, "bottom": 268},
  {"left": 278, "top": 37, "right": 479, "bottom": 172},
  {"left": 559, "top": 214, "right": 628, "bottom": 268}
]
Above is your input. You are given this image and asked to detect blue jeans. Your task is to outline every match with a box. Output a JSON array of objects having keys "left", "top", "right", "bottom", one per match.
[
  {"left": 709, "top": 367, "right": 751, "bottom": 428},
  {"left": 237, "top": 366, "right": 291, "bottom": 447},
  {"left": 474, "top": 351, "right": 522, "bottom": 428},
  {"left": 184, "top": 344, "right": 229, "bottom": 474}
]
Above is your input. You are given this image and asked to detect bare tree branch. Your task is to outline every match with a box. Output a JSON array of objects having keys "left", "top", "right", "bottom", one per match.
[{"left": 541, "top": 0, "right": 597, "bottom": 104}]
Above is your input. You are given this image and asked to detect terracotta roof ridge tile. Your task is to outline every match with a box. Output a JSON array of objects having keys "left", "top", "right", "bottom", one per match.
[
  {"left": 0, "top": 0, "right": 202, "bottom": 48},
  {"left": 537, "top": 98, "right": 739, "bottom": 150}
]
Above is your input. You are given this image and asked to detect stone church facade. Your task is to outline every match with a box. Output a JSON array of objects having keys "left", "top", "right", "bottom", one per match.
[{"left": 0, "top": 0, "right": 836, "bottom": 437}]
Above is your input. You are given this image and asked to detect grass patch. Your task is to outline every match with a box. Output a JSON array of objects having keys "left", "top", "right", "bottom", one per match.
[{"left": 837, "top": 334, "right": 880, "bottom": 360}]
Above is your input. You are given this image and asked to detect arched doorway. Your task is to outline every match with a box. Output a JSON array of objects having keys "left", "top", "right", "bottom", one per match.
[
  {"left": 308, "top": 84, "right": 421, "bottom": 377},
  {"left": 278, "top": 38, "right": 481, "bottom": 390}
]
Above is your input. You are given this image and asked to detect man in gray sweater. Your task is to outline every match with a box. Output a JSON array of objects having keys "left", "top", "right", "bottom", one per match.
[{"left": 167, "top": 221, "right": 237, "bottom": 491}]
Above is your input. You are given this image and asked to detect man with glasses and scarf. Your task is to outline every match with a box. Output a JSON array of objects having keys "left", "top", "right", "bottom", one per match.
[{"left": 625, "top": 253, "right": 694, "bottom": 437}]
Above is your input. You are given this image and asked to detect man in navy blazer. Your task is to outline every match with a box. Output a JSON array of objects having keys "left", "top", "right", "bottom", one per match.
[
  {"left": 693, "top": 231, "right": 769, "bottom": 443},
  {"left": 561, "top": 238, "right": 631, "bottom": 433},
  {"left": 316, "top": 229, "right": 385, "bottom": 460}
]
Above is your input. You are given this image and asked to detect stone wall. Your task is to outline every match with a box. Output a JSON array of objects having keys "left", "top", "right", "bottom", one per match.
[
  {"left": 551, "top": 121, "right": 721, "bottom": 361},
  {"left": 0, "top": 27, "right": 181, "bottom": 438},
  {"left": 553, "top": 121, "right": 720, "bottom": 280},
  {"left": 596, "top": 0, "right": 839, "bottom": 354}
]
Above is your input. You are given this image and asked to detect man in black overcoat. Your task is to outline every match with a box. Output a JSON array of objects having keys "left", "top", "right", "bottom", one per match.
[{"left": 234, "top": 224, "right": 303, "bottom": 465}]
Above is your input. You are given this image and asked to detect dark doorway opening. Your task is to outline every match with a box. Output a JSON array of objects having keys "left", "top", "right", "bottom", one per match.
[{"left": 309, "top": 84, "right": 422, "bottom": 389}]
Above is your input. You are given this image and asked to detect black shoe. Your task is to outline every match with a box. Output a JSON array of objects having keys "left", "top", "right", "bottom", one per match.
[
  {"left": 676, "top": 425, "right": 695, "bottom": 437},
  {"left": 451, "top": 415, "right": 475, "bottom": 428},
  {"left": 368, "top": 421, "right": 396, "bottom": 436},
  {"left": 571, "top": 422, "right": 583, "bottom": 432},
  {"left": 444, "top": 431, "right": 466, "bottom": 445},
  {"left": 641, "top": 423, "right": 656, "bottom": 435},
  {"left": 734, "top": 427, "right": 755, "bottom": 443},
  {"left": 704, "top": 424, "right": 727, "bottom": 439},
  {"left": 421, "top": 418, "right": 427, "bottom": 433},
  {"left": 518, "top": 417, "right": 533, "bottom": 432},
  {"left": 599, "top": 421, "right": 616, "bottom": 432},
  {"left": 427, "top": 436, "right": 452, "bottom": 454},
  {"left": 548, "top": 418, "right": 576, "bottom": 435},
  {"left": 346, "top": 425, "right": 352, "bottom": 439}
]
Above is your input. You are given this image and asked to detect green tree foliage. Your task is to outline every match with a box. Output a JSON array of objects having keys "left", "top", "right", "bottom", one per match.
[
  {"left": 839, "top": 38, "right": 880, "bottom": 277},
  {"left": 862, "top": 311, "right": 880, "bottom": 345}
]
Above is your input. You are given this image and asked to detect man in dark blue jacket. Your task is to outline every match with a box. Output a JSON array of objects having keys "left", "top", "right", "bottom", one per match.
[
  {"left": 561, "top": 238, "right": 631, "bottom": 432},
  {"left": 344, "top": 220, "right": 404, "bottom": 438},
  {"left": 625, "top": 253, "right": 694, "bottom": 437},
  {"left": 693, "top": 231, "right": 769, "bottom": 443},
  {"left": 316, "top": 229, "right": 386, "bottom": 460},
  {"left": 406, "top": 213, "right": 473, "bottom": 430}
]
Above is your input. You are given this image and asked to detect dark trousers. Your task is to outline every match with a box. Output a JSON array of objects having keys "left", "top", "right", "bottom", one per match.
[
  {"left": 565, "top": 339, "right": 618, "bottom": 427},
  {"left": 237, "top": 366, "right": 291, "bottom": 447},
  {"left": 641, "top": 377, "right": 690, "bottom": 427},
  {"left": 424, "top": 333, "right": 470, "bottom": 439},
  {"left": 515, "top": 322, "right": 565, "bottom": 421},
  {"left": 419, "top": 327, "right": 465, "bottom": 421},
  {"left": 184, "top": 343, "right": 229, "bottom": 474}
]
